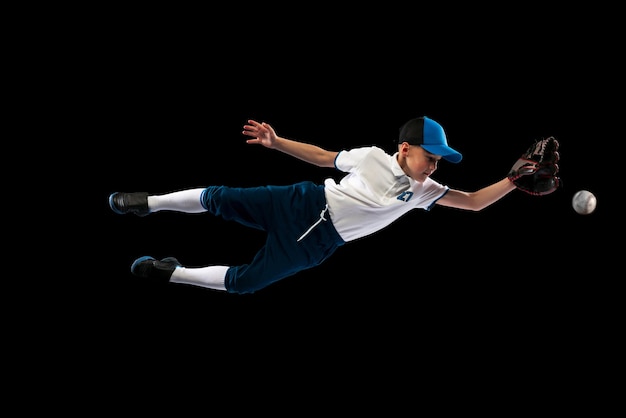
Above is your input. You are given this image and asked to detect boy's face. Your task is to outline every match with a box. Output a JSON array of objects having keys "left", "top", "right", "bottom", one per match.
[{"left": 398, "top": 143, "right": 442, "bottom": 182}]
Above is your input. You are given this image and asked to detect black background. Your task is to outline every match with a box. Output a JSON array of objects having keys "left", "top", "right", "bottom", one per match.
[{"left": 24, "top": 7, "right": 621, "bottom": 412}]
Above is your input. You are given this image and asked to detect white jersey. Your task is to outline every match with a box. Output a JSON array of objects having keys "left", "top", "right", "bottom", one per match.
[{"left": 324, "top": 146, "right": 449, "bottom": 242}]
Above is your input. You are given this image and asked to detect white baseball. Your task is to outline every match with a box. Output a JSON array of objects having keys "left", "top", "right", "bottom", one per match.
[{"left": 572, "top": 190, "right": 597, "bottom": 215}]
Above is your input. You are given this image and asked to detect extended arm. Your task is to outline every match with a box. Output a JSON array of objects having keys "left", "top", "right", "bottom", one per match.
[
  {"left": 437, "top": 136, "right": 560, "bottom": 211},
  {"left": 242, "top": 119, "right": 338, "bottom": 168},
  {"left": 437, "top": 178, "right": 516, "bottom": 211}
]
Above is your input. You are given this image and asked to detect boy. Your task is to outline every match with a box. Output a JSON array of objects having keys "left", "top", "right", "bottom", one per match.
[{"left": 109, "top": 116, "right": 557, "bottom": 294}]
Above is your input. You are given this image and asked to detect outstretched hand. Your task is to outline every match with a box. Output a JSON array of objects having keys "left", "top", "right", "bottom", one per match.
[{"left": 242, "top": 119, "right": 278, "bottom": 148}]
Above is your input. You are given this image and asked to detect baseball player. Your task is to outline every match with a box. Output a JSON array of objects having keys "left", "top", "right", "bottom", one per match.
[{"left": 109, "top": 116, "right": 559, "bottom": 294}]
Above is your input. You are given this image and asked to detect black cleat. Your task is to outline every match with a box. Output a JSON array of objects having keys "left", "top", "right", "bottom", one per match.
[
  {"left": 130, "top": 256, "right": 181, "bottom": 282},
  {"left": 109, "top": 192, "right": 150, "bottom": 216}
]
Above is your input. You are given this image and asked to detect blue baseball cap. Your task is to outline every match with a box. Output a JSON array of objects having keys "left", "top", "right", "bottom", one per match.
[{"left": 398, "top": 116, "right": 462, "bottom": 163}]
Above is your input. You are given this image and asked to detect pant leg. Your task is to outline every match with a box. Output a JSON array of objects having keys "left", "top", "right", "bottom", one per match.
[
  {"left": 200, "top": 184, "right": 276, "bottom": 231},
  {"left": 201, "top": 182, "right": 344, "bottom": 294}
]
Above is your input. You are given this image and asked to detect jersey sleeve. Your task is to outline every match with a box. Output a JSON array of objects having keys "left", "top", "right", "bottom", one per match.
[{"left": 334, "top": 146, "right": 380, "bottom": 173}]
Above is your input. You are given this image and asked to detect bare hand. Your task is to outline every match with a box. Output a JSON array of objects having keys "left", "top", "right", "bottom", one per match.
[{"left": 242, "top": 119, "right": 277, "bottom": 148}]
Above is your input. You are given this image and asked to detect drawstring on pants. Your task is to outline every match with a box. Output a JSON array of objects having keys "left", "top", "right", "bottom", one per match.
[{"left": 297, "top": 204, "right": 329, "bottom": 242}]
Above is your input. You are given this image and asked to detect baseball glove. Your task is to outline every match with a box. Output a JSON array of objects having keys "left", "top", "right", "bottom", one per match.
[{"left": 507, "top": 136, "right": 561, "bottom": 196}]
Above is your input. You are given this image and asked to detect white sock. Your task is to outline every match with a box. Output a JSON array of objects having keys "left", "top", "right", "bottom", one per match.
[
  {"left": 170, "top": 265, "right": 229, "bottom": 292},
  {"left": 147, "top": 188, "right": 207, "bottom": 213}
]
